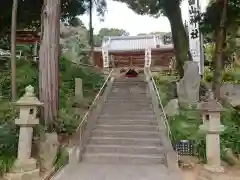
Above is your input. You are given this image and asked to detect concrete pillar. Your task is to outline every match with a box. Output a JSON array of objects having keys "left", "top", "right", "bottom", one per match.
[
  {"left": 5, "top": 85, "right": 43, "bottom": 180},
  {"left": 199, "top": 99, "right": 225, "bottom": 173},
  {"left": 75, "top": 78, "right": 83, "bottom": 102}
]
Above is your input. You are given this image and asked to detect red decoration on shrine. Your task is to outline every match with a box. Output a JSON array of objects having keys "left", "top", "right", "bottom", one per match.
[
  {"left": 16, "top": 30, "right": 40, "bottom": 44},
  {"left": 125, "top": 69, "right": 138, "bottom": 78}
]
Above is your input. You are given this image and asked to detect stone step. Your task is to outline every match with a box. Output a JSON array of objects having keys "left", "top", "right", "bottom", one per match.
[
  {"left": 106, "top": 102, "right": 152, "bottom": 105},
  {"left": 106, "top": 99, "right": 152, "bottom": 103},
  {"left": 105, "top": 103, "right": 152, "bottom": 107},
  {"left": 95, "top": 124, "right": 158, "bottom": 132},
  {"left": 82, "top": 153, "right": 165, "bottom": 164},
  {"left": 112, "top": 85, "right": 147, "bottom": 87},
  {"left": 112, "top": 84, "right": 147, "bottom": 86},
  {"left": 108, "top": 95, "right": 149, "bottom": 97},
  {"left": 101, "top": 110, "right": 154, "bottom": 115},
  {"left": 85, "top": 144, "right": 164, "bottom": 155},
  {"left": 98, "top": 116, "right": 156, "bottom": 121},
  {"left": 92, "top": 130, "right": 161, "bottom": 139},
  {"left": 112, "top": 86, "right": 147, "bottom": 88},
  {"left": 113, "top": 81, "right": 146, "bottom": 82},
  {"left": 113, "top": 80, "right": 146, "bottom": 83},
  {"left": 90, "top": 137, "right": 162, "bottom": 146},
  {"left": 106, "top": 98, "right": 152, "bottom": 105},
  {"left": 99, "top": 112, "right": 156, "bottom": 116},
  {"left": 106, "top": 99, "right": 151, "bottom": 102},
  {"left": 103, "top": 105, "right": 153, "bottom": 110},
  {"left": 97, "top": 119, "right": 157, "bottom": 126},
  {"left": 109, "top": 91, "right": 147, "bottom": 94},
  {"left": 108, "top": 94, "right": 148, "bottom": 97},
  {"left": 101, "top": 108, "right": 154, "bottom": 112},
  {"left": 110, "top": 89, "right": 147, "bottom": 92},
  {"left": 110, "top": 90, "right": 147, "bottom": 92},
  {"left": 112, "top": 83, "right": 146, "bottom": 85},
  {"left": 107, "top": 97, "right": 150, "bottom": 100}
]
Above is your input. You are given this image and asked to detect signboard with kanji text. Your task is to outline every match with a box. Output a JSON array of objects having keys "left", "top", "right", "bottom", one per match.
[{"left": 188, "top": 0, "right": 204, "bottom": 75}]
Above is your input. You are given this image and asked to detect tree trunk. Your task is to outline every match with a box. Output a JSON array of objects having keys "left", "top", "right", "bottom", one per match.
[
  {"left": 164, "top": 1, "right": 189, "bottom": 78},
  {"left": 11, "top": 0, "right": 18, "bottom": 101},
  {"left": 212, "top": 0, "right": 228, "bottom": 100},
  {"left": 39, "top": 0, "right": 60, "bottom": 127}
]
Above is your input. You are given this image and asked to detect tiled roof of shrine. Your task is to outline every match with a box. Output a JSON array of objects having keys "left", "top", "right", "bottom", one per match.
[{"left": 101, "top": 34, "right": 173, "bottom": 52}]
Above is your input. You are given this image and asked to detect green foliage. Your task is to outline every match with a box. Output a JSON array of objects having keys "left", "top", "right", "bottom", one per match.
[
  {"left": 169, "top": 113, "right": 206, "bottom": 161},
  {"left": 60, "top": 24, "right": 90, "bottom": 63},
  {"left": 53, "top": 146, "right": 69, "bottom": 170},
  {"left": 0, "top": 0, "right": 107, "bottom": 35},
  {"left": 201, "top": 0, "right": 240, "bottom": 35},
  {"left": 154, "top": 74, "right": 178, "bottom": 106},
  {"left": 94, "top": 28, "right": 130, "bottom": 46},
  {"left": 0, "top": 56, "right": 104, "bottom": 176},
  {"left": 221, "top": 106, "right": 240, "bottom": 155},
  {"left": 203, "top": 66, "right": 214, "bottom": 83},
  {"left": 167, "top": 98, "right": 240, "bottom": 163},
  {"left": 157, "top": 74, "right": 240, "bottom": 164},
  {"left": 200, "top": 0, "right": 240, "bottom": 63},
  {"left": 68, "top": 17, "right": 85, "bottom": 27},
  {"left": 0, "top": 121, "right": 18, "bottom": 176},
  {"left": 203, "top": 65, "right": 240, "bottom": 84}
]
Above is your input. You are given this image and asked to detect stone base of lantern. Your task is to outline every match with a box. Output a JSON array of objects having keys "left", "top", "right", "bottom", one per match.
[
  {"left": 4, "top": 158, "right": 40, "bottom": 180},
  {"left": 197, "top": 165, "right": 225, "bottom": 180},
  {"left": 4, "top": 169, "right": 40, "bottom": 180},
  {"left": 204, "top": 164, "right": 224, "bottom": 173},
  {"left": 12, "top": 158, "right": 38, "bottom": 172}
]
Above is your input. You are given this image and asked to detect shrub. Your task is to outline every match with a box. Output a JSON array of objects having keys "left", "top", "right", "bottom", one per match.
[
  {"left": 0, "top": 121, "right": 18, "bottom": 176},
  {"left": 203, "top": 65, "right": 240, "bottom": 84},
  {"left": 156, "top": 73, "right": 240, "bottom": 164},
  {"left": 221, "top": 106, "right": 240, "bottom": 156},
  {"left": 169, "top": 113, "right": 206, "bottom": 161},
  {"left": 154, "top": 75, "right": 178, "bottom": 106},
  {"left": 203, "top": 66, "right": 213, "bottom": 83},
  {"left": 0, "top": 56, "right": 104, "bottom": 176}
]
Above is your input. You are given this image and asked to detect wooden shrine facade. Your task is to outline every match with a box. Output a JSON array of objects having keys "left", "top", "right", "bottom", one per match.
[
  {"left": 16, "top": 30, "right": 40, "bottom": 44},
  {"left": 93, "top": 49, "right": 174, "bottom": 68},
  {"left": 92, "top": 35, "right": 175, "bottom": 69}
]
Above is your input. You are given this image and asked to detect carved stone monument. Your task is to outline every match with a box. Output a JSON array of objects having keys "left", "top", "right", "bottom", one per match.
[{"left": 177, "top": 61, "right": 201, "bottom": 107}]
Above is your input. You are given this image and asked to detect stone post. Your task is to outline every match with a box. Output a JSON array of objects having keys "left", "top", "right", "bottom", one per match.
[
  {"left": 75, "top": 78, "right": 83, "bottom": 102},
  {"left": 199, "top": 99, "right": 225, "bottom": 173},
  {"left": 102, "top": 68, "right": 110, "bottom": 79},
  {"left": 5, "top": 85, "right": 43, "bottom": 180}
]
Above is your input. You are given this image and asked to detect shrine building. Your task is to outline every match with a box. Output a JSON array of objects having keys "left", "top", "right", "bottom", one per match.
[{"left": 92, "top": 34, "right": 175, "bottom": 70}]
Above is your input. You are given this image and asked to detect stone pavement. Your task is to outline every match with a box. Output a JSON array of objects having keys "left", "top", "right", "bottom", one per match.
[{"left": 52, "top": 164, "right": 172, "bottom": 180}]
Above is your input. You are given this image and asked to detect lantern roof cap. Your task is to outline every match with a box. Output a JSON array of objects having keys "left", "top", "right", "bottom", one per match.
[{"left": 15, "top": 85, "right": 43, "bottom": 106}]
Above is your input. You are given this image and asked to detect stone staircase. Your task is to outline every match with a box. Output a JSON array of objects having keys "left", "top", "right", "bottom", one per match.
[
  {"left": 81, "top": 77, "right": 165, "bottom": 165},
  {"left": 52, "top": 76, "right": 181, "bottom": 180}
]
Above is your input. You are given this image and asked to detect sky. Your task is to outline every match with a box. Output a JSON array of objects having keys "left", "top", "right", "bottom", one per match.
[{"left": 79, "top": 0, "right": 210, "bottom": 35}]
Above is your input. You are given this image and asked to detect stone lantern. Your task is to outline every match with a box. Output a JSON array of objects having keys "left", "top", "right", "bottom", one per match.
[
  {"left": 199, "top": 99, "right": 225, "bottom": 173},
  {"left": 5, "top": 85, "right": 43, "bottom": 180}
]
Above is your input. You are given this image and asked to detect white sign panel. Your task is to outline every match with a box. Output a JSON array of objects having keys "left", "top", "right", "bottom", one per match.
[
  {"left": 144, "top": 48, "right": 152, "bottom": 67},
  {"left": 188, "top": 0, "right": 203, "bottom": 75},
  {"left": 102, "top": 47, "right": 109, "bottom": 68}
]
